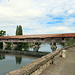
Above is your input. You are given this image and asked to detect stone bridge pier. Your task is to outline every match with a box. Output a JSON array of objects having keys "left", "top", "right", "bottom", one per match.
[
  {"left": 11, "top": 42, "right": 17, "bottom": 50},
  {"left": 3, "top": 42, "right": 7, "bottom": 50},
  {"left": 33, "top": 42, "right": 40, "bottom": 52},
  {"left": 51, "top": 42, "right": 57, "bottom": 52},
  {"left": 3, "top": 42, "right": 17, "bottom": 50}
]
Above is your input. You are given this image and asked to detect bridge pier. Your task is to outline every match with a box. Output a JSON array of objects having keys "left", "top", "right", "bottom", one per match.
[
  {"left": 11, "top": 42, "right": 14, "bottom": 50},
  {"left": 11, "top": 42, "right": 17, "bottom": 50},
  {"left": 33, "top": 42, "right": 39, "bottom": 52},
  {"left": 51, "top": 42, "right": 57, "bottom": 52},
  {"left": 65, "top": 43, "right": 67, "bottom": 46},
  {"left": 3, "top": 42, "right": 7, "bottom": 50}
]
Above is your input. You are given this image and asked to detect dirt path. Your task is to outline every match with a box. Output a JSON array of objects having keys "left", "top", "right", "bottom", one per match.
[{"left": 40, "top": 47, "right": 75, "bottom": 75}]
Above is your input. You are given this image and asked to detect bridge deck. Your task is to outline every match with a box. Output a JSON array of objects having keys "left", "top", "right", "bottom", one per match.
[{"left": 40, "top": 47, "right": 75, "bottom": 75}]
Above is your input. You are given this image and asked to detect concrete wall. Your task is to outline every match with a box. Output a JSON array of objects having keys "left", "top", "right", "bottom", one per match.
[
  {"left": 0, "top": 50, "right": 49, "bottom": 57},
  {"left": 6, "top": 45, "right": 74, "bottom": 75}
]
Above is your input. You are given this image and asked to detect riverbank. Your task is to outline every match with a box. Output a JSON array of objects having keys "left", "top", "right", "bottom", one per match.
[
  {"left": 6, "top": 45, "right": 74, "bottom": 75},
  {"left": 0, "top": 50, "right": 49, "bottom": 57},
  {"left": 40, "top": 47, "right": 75, "bottom": 75}
]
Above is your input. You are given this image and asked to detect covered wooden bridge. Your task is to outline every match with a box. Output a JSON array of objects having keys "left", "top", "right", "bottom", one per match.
[{"left": 0, "top": 33, "right": 75, "bottom": 43}]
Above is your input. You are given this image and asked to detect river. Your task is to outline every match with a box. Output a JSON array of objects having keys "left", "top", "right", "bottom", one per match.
[
  {"left": 29, "top": 43, "right": 63, "bottom": 52},
  {"left": 0, "top": 43, "right": 63, "bottom": 75}
]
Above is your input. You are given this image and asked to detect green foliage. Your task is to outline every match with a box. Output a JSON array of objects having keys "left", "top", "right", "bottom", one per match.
[
  {"left": 0, "top": 30, "right": 6, "bottom": 36},
  {"left": 0, "top": 54, "right": 5, "bottom": 60},
  {"left": 0, "top": 43, "right": 3, "bottom": 49},
  {"left": 15, "top": 25, "right": 28, "bottom": 51},
  {"left": 16, "top": 25, "right": 23, "bottom": 35},
  {"left": 5, "top": 42, "right": 12, "bottom": 50},
  {"left": 19, "top": 25, "right": 23, "bottom": 35},
  {"left": 67, "top": 38, "right": 74, "bottom": 46},
  {"left": 15, "top": 56, "right": 22, "bottom": 64},
  {"left": 15, "top": 42, "right": 29, "bottom": 51},
  {"left": 58, "top": 43, "right": 65, "bottom": 46},
  {"left": 16, "top": 25, "right": 19, "bottom": 35}
]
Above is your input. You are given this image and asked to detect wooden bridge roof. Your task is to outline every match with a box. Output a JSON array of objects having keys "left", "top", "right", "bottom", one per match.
[{"left": 0, "top": 33, "right": 75, "bottom": 39}]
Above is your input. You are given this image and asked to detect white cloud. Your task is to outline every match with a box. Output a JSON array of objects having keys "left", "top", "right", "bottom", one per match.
[
  {"left": 67, "top": 10, "right": 74, "bottom": 14},
  {"left": 23, "top": 26, "right": 74, "bottom": 35},
  {"left": 0, "top": 0, "right": 75, "bottom": 35}
]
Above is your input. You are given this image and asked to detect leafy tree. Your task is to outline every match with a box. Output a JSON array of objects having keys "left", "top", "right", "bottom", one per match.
[
  {"left": 15, "top": 25, "right": 28, "bottom": 51},
  {"left": 16, "top": 25, "right": 23, "bottom": 35},
  {"left": 16, "top": 25, "right": 19, "bottom": 35},
  {"left": 67, "top": 38, "right": 74, "bottom": 46},
  {"left": 19, "top": 25, "right": 23, "bottom": 35},
  {"left": 0, "top": 30, "right": 6, "bottom": 36}
]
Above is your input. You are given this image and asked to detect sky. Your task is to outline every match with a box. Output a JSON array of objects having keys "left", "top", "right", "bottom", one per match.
[{"left": 0, "top": 0, "right": 75, "bottom": 35}]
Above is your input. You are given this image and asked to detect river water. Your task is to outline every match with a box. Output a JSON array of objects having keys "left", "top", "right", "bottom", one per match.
[
  {"left": 0, "top": 43, "right": 63, "bottom": 75},
  {"left": 29, "top": 43, "right": 63, "bottom": 52},
  {"left": 0, "top": 54, "right": 37, "bottom": 75}
]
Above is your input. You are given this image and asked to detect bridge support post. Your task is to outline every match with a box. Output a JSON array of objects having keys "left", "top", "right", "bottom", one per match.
[
  {"left": 3, "top": 42, "right": 7, "bottom": 50},
  {"left": 65, "top": 43, "right": 67, "bottom": 46},
  {"left": 11, "top": 42, "right": 14, "bottom": 50},
  {"left": 33, "top": 42, "right": 39, "bottom": 52},
  {"left": 11, "top": 42, "right": 17, "bottom": 50},
  {"left": 51, "top": 42, "right": 57, "bottom": 52}
]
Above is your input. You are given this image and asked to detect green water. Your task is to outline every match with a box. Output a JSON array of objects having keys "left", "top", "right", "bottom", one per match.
[
  {"left": 0, "top": 43, "right": 63, "bottom": 75},
  {"left": 0, "top": 54, "right": 37, "bottom": 75}
]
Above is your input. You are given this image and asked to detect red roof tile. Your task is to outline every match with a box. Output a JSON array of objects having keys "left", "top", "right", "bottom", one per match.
[{"left": 0, "top": 33, "right": 75, "bottom": 39}]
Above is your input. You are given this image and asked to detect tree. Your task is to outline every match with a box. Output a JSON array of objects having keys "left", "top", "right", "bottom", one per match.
[
  {"left": 15, "top": 25, "right": 28, "bottom": 51},
  {"left": 19, "top": 25, "right": 23, "bottom": 35},
  {"left": 0, "top": 30, "right": 6, "bottom": 36},
  {"left": 67, "top": 38, "right": 74, "bottom": 46},
  {"left": 16, "top": 25, "right": 23, "bottom": 35},
  {"left": 16, "top": 25, "right": 19, "bottom": 35}
]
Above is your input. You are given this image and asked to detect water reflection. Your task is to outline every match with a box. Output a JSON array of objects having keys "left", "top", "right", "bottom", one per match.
[
  {"left": 0, "top": 54, "right": 23, "bottom": 65},
  {"left": 0, "top": 43, "right": 64, "bottom": 75},
  {"left": 0, "top": 42, "right": 3, "bottom": 49},
  {"left": 14, "top": 43, "right": 29, "bottom": 51},
  {"left": 50, "top": 43, "right": 57, "bottom": 52},
  {"left": 0, "top": 54, "right": 37, "bottom": 75},
  {"left": 0, "top": 54, "right": 5, "bottom": 60},
  {"left": 0, "top": 43, "right": 63, "bottom": 52},
  {"left": 15, "top": 56, "right": 22, "bottom": 64}
]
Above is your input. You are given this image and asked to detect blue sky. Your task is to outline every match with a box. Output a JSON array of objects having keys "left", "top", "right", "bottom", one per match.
[{"left": 0, "top": 0, "right": 75, "bottom": 35}]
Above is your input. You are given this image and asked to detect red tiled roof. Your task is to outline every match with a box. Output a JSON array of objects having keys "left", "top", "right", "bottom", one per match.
[{"left": 0, "top": 33, "right": 75, "bottom": 39}]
